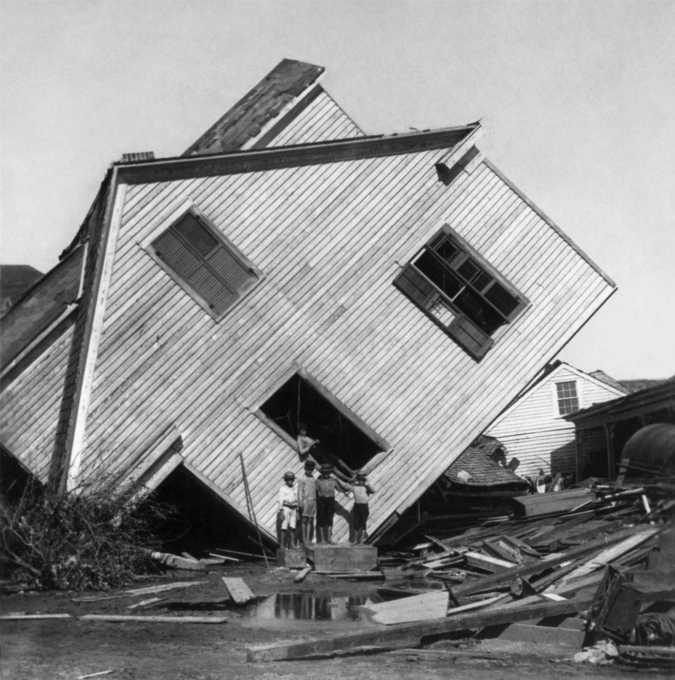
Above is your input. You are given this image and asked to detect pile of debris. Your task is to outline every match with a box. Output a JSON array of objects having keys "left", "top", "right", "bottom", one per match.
[{"left": 247, "top": 481, "right": 675, "bottom": 665}]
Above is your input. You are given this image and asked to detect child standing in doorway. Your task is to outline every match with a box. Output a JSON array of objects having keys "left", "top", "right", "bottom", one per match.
[
  {"left": 278, "top": 471, "right": 299, "bottom": 549},
  {"left": 315, "top": 463, "right": 351, "bottom": 544}
]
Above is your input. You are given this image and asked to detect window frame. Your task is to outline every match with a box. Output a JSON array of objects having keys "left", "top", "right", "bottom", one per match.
[
  {"left": 553, "top": 379, "right": 581, "bottom": 417},
  {"left": 144, "top": 205, "right": 263, "bottom": 322},
  {"left": 253, "top": 366, "right": 392, "bottom": 474},
  {"left": 394, "top": 223, "right": 529, "bottom": 360}
]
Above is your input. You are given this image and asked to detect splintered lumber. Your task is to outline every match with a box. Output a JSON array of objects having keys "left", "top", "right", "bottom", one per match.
[
  {"left": 150, "top": 551, "right": 205, "bottom": 571},
  {"left": 451, "top": 526, "right": 649, "bottom": 597},
  {"left": 221, "top": 577, "right": 255, "bottom": 604},
  {"left": 79, "top": 615, "right": 227, "bottom": 624},
  {"left": 294, "top": 566, "right": 312, "bottom": 583},
  {"left": 209, "top": 553, "right": 239, "bottom": 562},
  {"left": 464, "top": 551, "right": 516, "bottom": 572},
  {"left": 0, "top": 614, "right": 73, "bottom": 620},
  {"left": 246, "top": 594, "right": 595, "bottom": 661},
  {"left": 367, "top": 591, "right": 449, "bottom": 625},
  {"left": 560, "top": 528, "right": 661, "bottom": 583}
]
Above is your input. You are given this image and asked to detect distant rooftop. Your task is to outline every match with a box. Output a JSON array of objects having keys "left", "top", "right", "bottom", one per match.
[{"left": 0, "top": 265, "right": 43, "bottom": 316}]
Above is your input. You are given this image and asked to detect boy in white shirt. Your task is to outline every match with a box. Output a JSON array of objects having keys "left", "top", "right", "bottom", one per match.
[{"left": 278, "top": 471, "right": 299, "bottom": 549}]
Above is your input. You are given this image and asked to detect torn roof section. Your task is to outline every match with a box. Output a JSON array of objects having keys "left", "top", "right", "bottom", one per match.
[
  {"left": 0, "top": 265, "right": 44, "bottom": 314},
  {"left": 183, "top": 59, "right": 326, "bottom": 156},
  {"left": 0, "top": 247, "right": 83, "bottom": 369},
  {"left": 444, "top": 435, "right": 528, "bottom": 489}
]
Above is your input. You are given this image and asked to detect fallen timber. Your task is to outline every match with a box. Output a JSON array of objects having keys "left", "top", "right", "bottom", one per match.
[{"left": 246, "top": 595, "right": 595, "bottom": 661}]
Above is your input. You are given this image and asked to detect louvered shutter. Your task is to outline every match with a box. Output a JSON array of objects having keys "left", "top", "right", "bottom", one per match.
[
  {"left": 394, "top": 265, "right": 438, "bottom": 311},
  {"left": 152, "top": 214, "right": 259, "bottom": 317},
  {"left": 448, "top": 314, "right": 494, "bottom": 359}
]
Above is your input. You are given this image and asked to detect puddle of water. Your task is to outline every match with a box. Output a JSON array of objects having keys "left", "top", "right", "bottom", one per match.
[{"left": 240, "top": 591, "right": 396, "bottom": 622}]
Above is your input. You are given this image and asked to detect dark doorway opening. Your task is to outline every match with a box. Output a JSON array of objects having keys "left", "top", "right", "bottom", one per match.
[
  {"left": 259, "top": 372, "right": 385, "bottom": 476},
  {"left": 150, "top": 465, "right": 275, "bottom": 558}
]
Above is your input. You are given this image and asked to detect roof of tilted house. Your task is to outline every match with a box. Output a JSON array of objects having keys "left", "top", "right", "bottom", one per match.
[
  {"left": 183, "top": 59, "right": 325, "bottom": 156},
  {"left": 444, "top": 435, "right": 528, "bottom": 488}
]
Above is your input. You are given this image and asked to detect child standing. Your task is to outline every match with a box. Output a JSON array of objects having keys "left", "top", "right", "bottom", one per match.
[
  {"left": 351, "top": 472, "right": 375, "bottom": 544},
  {"left": 296, "top": 459, "right": 317, "bottom": 545},
  {"left": 315, "top": 463, "right": 351, "bottom": 544},
  {"left": 278, "top": 471, "right": 299, "bottom": 549}
]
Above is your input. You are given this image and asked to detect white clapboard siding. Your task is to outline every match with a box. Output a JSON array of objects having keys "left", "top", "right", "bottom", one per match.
[
  {"left": 486, "top": 364, "right": 626, "bottom": 477},
  {"left": 72, "top": 147, "right": 615, "bottom": 543},
  {"left": 0, "top": 323, "right": 75, "bottom": 482},
  {"left": 268, "top": 89, "right": 363, "bottom": 146}
]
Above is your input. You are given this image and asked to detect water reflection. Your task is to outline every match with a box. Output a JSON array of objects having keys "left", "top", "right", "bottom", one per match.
[{"left": 245, "top": 592, "right": 381, "bottom": 622}]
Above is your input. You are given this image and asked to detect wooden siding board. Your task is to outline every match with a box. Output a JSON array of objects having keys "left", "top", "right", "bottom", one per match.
[
  {"left": 0, "top": 324, "right": 74, "bottom": 481},
  {"left": 78, "top": 149, "right": 615, "bottom": 541}
]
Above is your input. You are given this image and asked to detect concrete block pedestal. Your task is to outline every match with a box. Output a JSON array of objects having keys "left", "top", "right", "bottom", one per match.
[
  {"left": 306, "top": 543, "right": 378, "bottom": 572},
  {"left": 276, "top": 548, "right": 307, "bottom": 568}
]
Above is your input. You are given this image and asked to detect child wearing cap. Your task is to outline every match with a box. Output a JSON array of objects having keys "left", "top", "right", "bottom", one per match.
[
  {"left": 297, "top": 459, "right": 317, "bottom": 545},
  {"left": 316, "top": 463, "right": 351, "bottom": 544},
  {"left": 278, "top": 471, "right": 299, "bottom": 549},
  {"left": 351, "top": 472, "right": 375, "bottom": 544}
]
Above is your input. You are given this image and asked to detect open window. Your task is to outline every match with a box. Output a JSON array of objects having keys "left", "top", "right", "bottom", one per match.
[
  {"left": 257, "top": 370, "right": 388, "bottom": 477},
  {"left": 394, "top": 223, "right": 528, "bottom": 360},
  {"left": 149, "top": 210, "right": 261, "bottom": 320}
]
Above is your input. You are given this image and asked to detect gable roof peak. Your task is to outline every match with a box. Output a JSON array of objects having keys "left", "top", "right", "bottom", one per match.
[{"left": 183, "top": 58, "right": 325, "bottom": 157}]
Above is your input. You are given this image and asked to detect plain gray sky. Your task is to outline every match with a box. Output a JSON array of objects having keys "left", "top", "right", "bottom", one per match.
[{"left": 1, "top": 0, "right": 673, "bottom": 379}]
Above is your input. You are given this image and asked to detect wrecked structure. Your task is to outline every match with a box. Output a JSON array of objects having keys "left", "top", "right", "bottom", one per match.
[{"left": 0, "top": 59, "right": 617, "bottom": 546}]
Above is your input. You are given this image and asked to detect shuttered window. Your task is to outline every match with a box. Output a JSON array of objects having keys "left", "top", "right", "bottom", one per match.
[
  {"left": 151, "top": 212, "right": 259, "bottom": 319},
  {"left": 394, "top": 223, "right": 528, "bottom": 360}
]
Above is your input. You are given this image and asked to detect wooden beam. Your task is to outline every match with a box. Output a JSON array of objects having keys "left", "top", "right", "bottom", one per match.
[
  {"left": 246, "top": 595, "right": 595, "bottom": 662},
  {"left": 80, "top": 615, "right": 227, "bottom": 624}
]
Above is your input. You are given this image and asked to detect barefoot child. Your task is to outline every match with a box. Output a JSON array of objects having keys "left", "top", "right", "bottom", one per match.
[{"left": 352, "top": 472, "right": 375, "bottom": 544}]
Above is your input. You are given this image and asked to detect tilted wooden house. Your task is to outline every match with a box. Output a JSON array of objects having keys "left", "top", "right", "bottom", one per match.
[
  {"left": 0, "top": 59, "right": 617, "bottom": 545},
  {"left": 483, "top": 361, "right": 627, "bottom": 480}
]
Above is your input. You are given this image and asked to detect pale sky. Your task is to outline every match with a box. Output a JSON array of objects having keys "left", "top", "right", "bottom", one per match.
[{"left": 1, "top": 0, "right": 673, "bottom": 380}]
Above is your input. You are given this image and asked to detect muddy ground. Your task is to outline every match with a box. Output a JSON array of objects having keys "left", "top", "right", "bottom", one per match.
[{"left": 0, "top": 562, "right": 669, "bottom": 679}]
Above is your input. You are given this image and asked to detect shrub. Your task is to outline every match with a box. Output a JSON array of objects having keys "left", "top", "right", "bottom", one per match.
[{"left": 0, "top": 482, "right": 172, "bottom": 591}]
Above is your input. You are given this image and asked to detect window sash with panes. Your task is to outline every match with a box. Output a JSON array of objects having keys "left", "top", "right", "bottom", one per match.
[
  {"left": 556, "top": 381, "right": 579, "bottom": 416},
  {"left": 151, "top": 212, "right": 259, "bottom": 318},
  {"left": 394, "top": 224, "right": 527, "bottom": 359}
]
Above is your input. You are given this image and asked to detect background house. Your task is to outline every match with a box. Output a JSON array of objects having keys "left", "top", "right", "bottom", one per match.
[
  {"left": 565, "top": 377, "right": 675, "bottom": 481},
  {"left": 0, "top": 60, "right": 617, "bottom": 547},
  {"left": 484, "top": 361, "right": 628, "bottom": 480}
]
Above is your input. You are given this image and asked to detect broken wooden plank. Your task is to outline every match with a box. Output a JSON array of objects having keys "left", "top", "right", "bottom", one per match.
[
  {"left": 561, "top": 528, "right": 661, "bottom": 582},
  {"left": 366, "top": 590, "right": 448, "bottom": 625},
  {"left": 209, "top": 553, "right": 239, "bottom": 562},
  {"left": 127, "top": 597, "right": 165, "bottom": 610},
  {"left": 464, "top": 551, "right": 516, "bottom": 573},
  {"left": 294, "top": 566, "right": 312, "bottom": 583},
  {"left": 124, "top": 581, "right": 206, "bottom": 597},
  {"left": 316, "top": 571, "right": 385, "bottom": 581},
  {"left": 221, "top": 577, "right": 255, "bottom": 604},
  {"left": 79, "top": 615, "right": 227, "bottom": 623},
  {"left": 150, "top": 551, "right": 205, "bottom": 571},
  {"left": 513, "top": 489, "right": 593, "bottom": 518},
  {"left": 0, "top": 614, "right": 73, "bottom": 620},
  {"left": 246, "top": 594, "right": 596, "bottom": 661}
]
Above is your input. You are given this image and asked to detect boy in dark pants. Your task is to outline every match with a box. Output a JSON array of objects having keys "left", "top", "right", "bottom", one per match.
[
  {"left": 315, "top": 463, "right": 351, "bottom": 544},
  {"left": 351, "top": 472, "right": 375, "bottom": 544}
]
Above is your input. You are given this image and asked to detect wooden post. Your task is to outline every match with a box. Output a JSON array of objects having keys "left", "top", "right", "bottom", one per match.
[
  {"left": 575, "top": 430, "right": 583, "bottom": 484},
  {"left": 605, "top": 423, "right": 616, "bottom": 479},
  {"left": 239, "top": 453, "right": 270, "bottom": 568}
]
